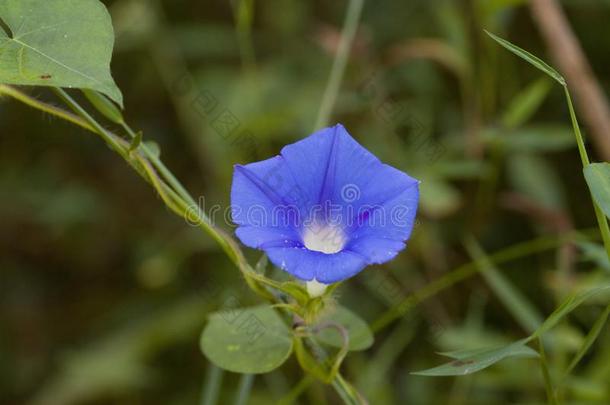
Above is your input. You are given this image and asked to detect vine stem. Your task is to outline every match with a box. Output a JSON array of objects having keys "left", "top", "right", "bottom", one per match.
[
  {"left": 313, "top": 0, "right": 365, "bottom": 130},
  {"left": 563, "top": 85, "right": 610, "bottom": 260},
  {"left": 0, "top": 85, "right": 267, "bottom": 297},
  {"left": 2, "top": 85, "right": 368, "bottom": 403}
]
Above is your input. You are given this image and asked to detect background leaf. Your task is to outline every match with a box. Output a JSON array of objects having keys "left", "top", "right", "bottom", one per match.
[
  {"left": 200, "top": 305, "right": 293, "bottom": 374},
  {"left": 412, "top": 339, "right": 538, "bottom": 376},
  {"left": 484, "top": 30, "right": 565, "bottom": 85},
  {"left": 315, "top": 305, "right": 374, "bottom": 351},
  {"left": 584, "top": 163, "right": 610, "bottom": 219},
  {"left": 0, "top": 0, "right": 122, "bottom": 105}
]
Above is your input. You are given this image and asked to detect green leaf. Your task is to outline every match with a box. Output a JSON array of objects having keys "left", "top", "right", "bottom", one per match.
[
  {"left": 0, "top": 0, "right": 123, "bottom": 106},
  {"left": 483, "top": 125, "right": 575, "bottom": 152},
  {"left": 419, "top": 176, "right": 461, "bottom": 218},
  {"left": 502, "top": 78, "right": 553, "bottom": 129},
  {"left": 83, "top": 89, "right": 123, "bottom": 124},
  {"left": 577, "top": 241, "right": 610, "bottom": 273},
  {"left": 200, "top": 305, "right": 293, "bottom": 374},
  {"left": 412, "top": 339, "right": 539, "bottom": 376},
  {"left": 584, "top": 163, "right": 610, "bottom": 220},
  {"left": 507, "top": 153, "right": 565, "bottom": 209},
  {"left": 144, "top": 141, "right": 160, "bottom": 158},
  {"left": 485, "top": 30, "right": 565, "bottom": 85},
  {"left": 564, "top": 303, "right": 610, "bottom": 376},
  {"left": 315, "top": 306, "right": 374, "bottom": 351},
  {"left": 529, "top": 285, "right": 610, "bottom": 340},
  {"left": 465, "top": 237, "right": 543, "bottom": 334}
]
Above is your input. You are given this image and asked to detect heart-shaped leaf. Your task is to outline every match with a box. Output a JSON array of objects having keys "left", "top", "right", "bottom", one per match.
[
  {"left": 0, "top": 0, "right": 122, "bottom": 106},
  {"left": 200, "top": 305, "right": 293, "bottom": 374}
]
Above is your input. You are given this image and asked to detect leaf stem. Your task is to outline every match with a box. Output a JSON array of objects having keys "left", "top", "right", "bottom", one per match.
[
  {"left": 564, "top": 85, "right": 610, "bottom": 260},
  {"left": 233, "top": 374, "right": 255, "bottom": 405},
  {"left": 201, "top": 364, "right": 224, "bottom": 405}
]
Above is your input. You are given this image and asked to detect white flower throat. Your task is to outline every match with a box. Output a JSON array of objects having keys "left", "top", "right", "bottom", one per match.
[{"left": 302, "top": 222, "right": 346, "bottom": 254}]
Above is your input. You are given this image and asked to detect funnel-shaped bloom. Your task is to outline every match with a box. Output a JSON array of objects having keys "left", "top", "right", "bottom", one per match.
[{"left": 231, "top": 124, "right": 419, "bottom": 284}]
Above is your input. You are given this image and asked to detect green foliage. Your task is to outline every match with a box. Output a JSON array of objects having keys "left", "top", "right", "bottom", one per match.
[
  {"left": 412, "top": 339, "right": 538, "bottom": 376},
  {"left": 315, "top": 306, "right": 374, "bottom": 351},
  {"left": 584, "top": 163, "right": 610, "bottom": 220},
  {"left": 200, "top": 305, "right": 293, "bottom": 374},
  {"left": 2, "top": 1, "right": 610, "bottom": 404},
  {"left": 0, "top": 0, "right": 122, "bottom": 105},
  {"left": 485, "top": 30, "right": 565, "bottom": 85}
]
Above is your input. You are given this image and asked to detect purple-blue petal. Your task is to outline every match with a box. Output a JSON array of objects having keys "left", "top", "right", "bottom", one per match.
[
  {"left": 265, "top": 247, "right": 367, "bottom": 283},
  {"left": 230, "top": 123, "right": 420, "bottom": 283}
]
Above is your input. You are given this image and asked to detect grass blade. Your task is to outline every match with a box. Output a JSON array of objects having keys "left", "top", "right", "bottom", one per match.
[{"left": 484, "top": 30, "right": 565, "bottom": 85}]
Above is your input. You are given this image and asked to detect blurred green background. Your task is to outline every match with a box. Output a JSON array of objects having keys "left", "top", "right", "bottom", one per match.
[{"left": 1, "top": 0, "right": 610, "bottom": 403}]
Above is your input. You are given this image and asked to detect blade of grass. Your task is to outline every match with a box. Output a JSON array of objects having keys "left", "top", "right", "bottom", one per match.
[
  {"left": 314, "top": 0, "right": 364, "bottom": 130},
  {"left": 464, "top": 236, "right": 543, "bottom": 334},
  {"left": 485, "top": 31, "right": 610, "bottom": 261},
  {"left": 484, "top": 30, "right": 565, "bottom": 85},
  {"left": 537, "top": 338, "right": 559, "bottom": 405},
  {"left": 371, "top": 229, "right": 598, "bottom": 333},
  {"left": 563, "top": 303, "right": 610, "bottom": 378}
]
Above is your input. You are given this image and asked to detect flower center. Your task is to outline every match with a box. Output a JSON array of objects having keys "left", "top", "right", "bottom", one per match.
[{"left": 302, "top": 223, "right": 346, "bottom": 254}]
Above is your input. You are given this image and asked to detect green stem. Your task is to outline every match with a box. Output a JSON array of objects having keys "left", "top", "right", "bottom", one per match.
[
  {"left": 564, "top": 85, "right": 610, "bottom": 260},
  {"left": 52, "top": 88, "right": 127, "bottom": 157},
  {"left": 537, "top": 338, "right": 558, "bottom": 405},
  {"left": 0, "top": 84, "right": 93, "bottom": 132},
  {"left": 313, "top": 0, "right": 365, "bottom": 130},
  {"left": 120, "top": 121, "right": 197, "bottom": 207},
  {"left": 201, "top": 364, "right": 224, "bottom": 405},
  {"left": 49, "top": 88, "right": 260, "bottom": 291},
  {"left": 233, "top": 374, "right": 255, "bottom": 405},
  {"left": 332, "top": 374, "right": 364, "bottom": 405}
]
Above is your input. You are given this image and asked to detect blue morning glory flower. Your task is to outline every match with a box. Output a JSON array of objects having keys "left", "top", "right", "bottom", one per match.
[{"left": 231, "top": 124, "right": 419, "bottom": 287}]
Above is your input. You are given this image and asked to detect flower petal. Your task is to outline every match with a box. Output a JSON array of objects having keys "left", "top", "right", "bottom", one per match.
[
  {"left": 265, "top": 247, "right": 367, "bottom": 283},
  {"left": 347, "top": 184, "right": 419, "bottom": 263},
  {"left": 231, "top": 156, "right": 302, "bottom": 248}
]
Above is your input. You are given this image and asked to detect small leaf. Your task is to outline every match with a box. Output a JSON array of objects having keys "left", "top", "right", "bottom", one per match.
[
  {"left": 412, "top": 339, "right": 539, "bottom": 376},
  {"left": 129, "top": 131, "right": 143, "bottom": 152},
  {"left": 254, "top": 254, "right": 268, "bottom": 274},
  {"left": 0, "top": 0, "right": 123, "bottom": 105},
  {"left": 200, "top": 305, "right": 293, "bottom": 374},
  {"left": 502, "top": 78, "right": 553, "bottom": 129},
  {"left": 315, "top": 306, "right": 374, "bottom": 351},
  {"left": 83, "top": 89, "right": 123, "bottom": 124},
  {"left": 584, "top": 163, "right": 610, "bottom": 220},
  {"left": 144, "top": 141, "right": 160, "bottom": 158},
  {"left": 485, "top": 30, "right": 565, "bottom": 85}
]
